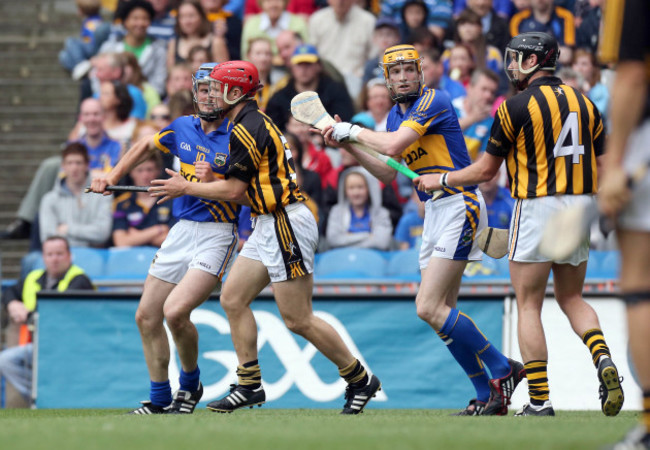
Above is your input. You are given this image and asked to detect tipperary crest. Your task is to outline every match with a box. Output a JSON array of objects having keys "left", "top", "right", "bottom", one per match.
[{"left": 214, "top": 153, "right": 227, "bottom": 166}]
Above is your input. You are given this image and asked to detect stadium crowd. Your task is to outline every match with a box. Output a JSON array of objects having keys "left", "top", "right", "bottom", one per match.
[{"left": 0, "top": 0, "right": 612, "bottom": 256}]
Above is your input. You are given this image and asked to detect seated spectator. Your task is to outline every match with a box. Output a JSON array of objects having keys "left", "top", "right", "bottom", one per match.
[
  {"left": 447, "top": 43, "right": 476, "bottom": 87},
  {"left": 188, "top": 45, "right": 212, "bottom": 72},
  {"left": 149, "top": 103, "right": 173, "bottom": 131},
  {"left": 571, "top": 48, "right": 609, "bottom": 121},
  {"left": 509, "top": 0, "right": 575, "bottom": 64},
  {"left": 167, "top": 0, "right": 228, "bottom": 70},
  {"left": 479, "top": 172, "right": 513, "bottom": 229},
  {"left": 421, "top": 48, "right": 466, "bottom": 101},
  {"left": 168, "top": 89, "right": 195, "bottom": 119},
  {"left": 360, "top": 79, "right": 394, "bottom": 132},
  {"left": 82, "top": 51, "right": 148, "bottom": 120},
  {"left": 398, "top": 0, "right": 429, "bottom": 42},
  {"left": 240, "top": 0, "right": 308, "bottom": 59},
  {"left": 244, "top": 0, "right": 317, "bottom": 16},
  {"left": 59, "top": 0, "right": 105, "bottom": 72},
  {"left": 112, "top": 154, "right": 172, "bottom": 247},
  {"left": 247, "top": 37, "right": 276, "bottom": 110},
  {"left": 444, "top": 10, "right": 503, "bottom": 80},
  {"left": 148, "top": 0, "right": 177, "bottom": 41},
  {"left": 381, "top": 0, "right": 453, "bottom": 42},
  {"left": 201, "top": 0, "right": 242, "bottom": 60},
  {"left": 557, "top": 66, "right": 583, "bottom": 91},
  {"left": 39, "top": 143, "right": 113, "bottom": 248},
  {"left": 165, "top": 63, "right": 195, "bottom": 101},
  {"left": 96, "top": 80, "right": 138, "bottom": 150},
  {"left": 0, "top": 99, "right": 122, "bottom": 241},
  {"left": 362, "top": 18, "right": 402, "bottom": 88},
  {"left": 309, "top": 0, "right": 376, "bottom": 99},
  {"left": 325, "top": 167, "right": 393, "bottom": 251},
  {"left": 0, "top": 236, "right": 94, "bottom": 405},
  {"left": 266, "top": 44, "right": 354, "bottom": 131},
  {"left": 394, "top": 190, "right": 425, "bottom": 250},
  {"left": 453, "top": 68, "right": 499, "bottom": 160},
  {"left": 98, "top": 0, "right": 168, "bottom": 96},
  {"left": 120, "top": 52, "right": 162, "bottom": 117}
]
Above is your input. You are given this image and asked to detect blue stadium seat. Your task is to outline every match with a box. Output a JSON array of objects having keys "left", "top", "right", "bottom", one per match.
[
  {"left": 104, "top": 246, "right": 158, "bottom": 280},
  {"left": 386, "top": 249, "right": 420, "bottom": 281},
  {"left": 21, "top": 251, "right": 45, "bottom": 278},
  {"left": 585, "top": 250, "right": 619, "bottom": 280},
  {"left": 71, "top": 247, "right": 107, "bottom": 280},
  {"left": 315, "top": 248, "right": 388, "bottom": 279}
]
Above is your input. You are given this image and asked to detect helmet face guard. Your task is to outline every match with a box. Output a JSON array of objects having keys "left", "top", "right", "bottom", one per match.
[
  {"left": 193, "top": 62, "right": 223, "bottom": 121},
  {"left": 208, "top": 61, "right": 262, "bottom": 111},
  {"left": 503, "top": 32, "right": 559, "bottom": 90},
  {"left": 380, "top": 45, "right": 424, "bottom": 103}
]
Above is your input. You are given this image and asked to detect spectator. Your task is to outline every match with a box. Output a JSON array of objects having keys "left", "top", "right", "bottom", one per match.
[
  {"left": 39, "top": 143, "right": 113, "bottom": 248},
  {"left": 283, "top": 131, "right": 323, "bottom": 218},
  {"left": 98, "top": 0, "right": 168, "bottom": 96},
  {"left": 243, "top": 0, "right": 317, "bottom": 16},
  {"left": 421, "top": 47, "right": 466, "bottom": 100},
  {"left": 380, "top": 0, "right": 453, "bottom": 42},
  {"left": 309, "top": 0, "right": 376, "bottom": 99},
  {"left": 120, "top": 51, "right": 162, "bottom": 117},
  {"left": 454, "top": 0, "right": 514, "bottom": 21},
  {"left": 399, "top": 0, "right": 430, "bottom": 43},
  {"left": 446, "top": 10, "right": 503, "bottom": 78},
  {"left": 362, "top": 17, "right": 402, "bottom": 87},
  {"left": 273, "top": 30, "right": 345, "bottom": 87},
  {"left": 575, "top": 0, "right": 601, "bottom": 54},
  {"left": 571, "top": 48, "right": 609, "bottom": 121},
  {"left": 357, "top": 79, "right": 394, "bottom": 132},
  {"left": 447, "top": 43, "right": 476, "bottom": 87},
  {"left": 0, "top": 236, "right": 94, "bottom": 405},
  {"left": 509, "top": 0, "right": 575, "bottom": 64},
  {"left": 112, "top": 153, "right": 172, "bottom": 247},
  {"left": 200, "top": 0, "right": 243, "bottom": 60},
  {"left": 58, "top": 0, "right": 105, "bottom": 72},
  {"left": 0, "top": 99, "right": 122, "bottom": 241},
  {"left": 478, "top": 172, "right": 513, "bottom": 229},
  {"left": 240, "top": 0, "right": 308, "bottom": 58},
  {"left": 325, "top": 167, "right": 393, "bottom": 250},
  {"left": 246, "top": 37, "right": 276, "bottom": 110},
  {"left": 462, "top": 0, "right": 511, "bottom": 52},
  {"left": 148, "top": 0, "right": 177, "bottom": 41},
  {"left": 165, "top": 63, "right": 195, "bottom": 100},
  {"left": 405, "top": 25, "right": 440, "bottom": 56},
  {"left": 168, "top": 89, "right": 195, "bottom": 119},
  {"left": 556, "top": 66, "right": 583, "bottom": 91},
  {"left": 188, "top": 44, "right": 212, "bottom": 72},
  {"left": 266, "top": 44, "right": 354, "bottom": 131},
  {"left": 96, "top": 80, "right": 138, "bottom": 150},
  {"left": 285, "top": 117, "right": 334, "bottom": 188},
  {"left": 394, "top": 190, "right": 425, "bottom": 250},
  {"left": 149, "top": 103, "right": 173, "bottom": 130},
  {"left": 453, "top": 68, "right": 499, "bottom": 160},
  {"left": 83, "top": 51, "right": 148, "bottom": 119},
  {"left": 166, "top": 0, "right": 228, "bottom": 70}
]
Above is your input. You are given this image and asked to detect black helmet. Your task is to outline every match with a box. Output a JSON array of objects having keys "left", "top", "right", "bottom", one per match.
[{"left": 504, "top": 32, "right": 559, "bottom": 90}]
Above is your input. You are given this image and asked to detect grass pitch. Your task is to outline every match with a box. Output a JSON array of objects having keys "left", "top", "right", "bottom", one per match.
[{"left": 0, "top": 408, "right": 638, "bottom": 450}]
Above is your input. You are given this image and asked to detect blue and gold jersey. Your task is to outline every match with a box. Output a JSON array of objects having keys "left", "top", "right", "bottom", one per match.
[
  {"left": 153, "top": 115, "right": 240, "bottom": 223},
  {"left": 387, "top": 87, "right": 478, "bottom": 201}
]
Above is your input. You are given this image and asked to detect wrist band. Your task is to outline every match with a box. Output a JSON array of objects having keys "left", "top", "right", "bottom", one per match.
[{"left": 440, "top": 172, "right": 450, "bottom": 188}]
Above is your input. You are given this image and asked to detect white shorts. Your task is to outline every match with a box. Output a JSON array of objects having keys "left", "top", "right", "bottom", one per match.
[
  {"left": 619, "top": 119, "right": 650, "bottom": 232},
  {"left": 419, "top": 190, "right": 487, "bottom": 269},
  {"left": 508, "top": 195, "right": 594, "bottom": 265},
  {"left": 149, "top": 219, "right": 238, "bottom": 284},
  {"left": 239, "top": 202, "right": 318, "bottom": 283}
]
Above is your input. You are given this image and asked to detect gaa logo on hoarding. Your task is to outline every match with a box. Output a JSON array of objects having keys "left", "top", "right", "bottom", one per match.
[{"left": 165, "top": 309, "right": 387, "bottom": 403}]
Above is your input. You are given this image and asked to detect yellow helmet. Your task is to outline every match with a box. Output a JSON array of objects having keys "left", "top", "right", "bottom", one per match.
[{"left": 380, "top": 45, "right": 423, "bottom": 103}]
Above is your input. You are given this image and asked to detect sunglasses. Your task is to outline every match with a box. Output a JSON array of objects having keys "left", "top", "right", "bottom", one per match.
[{"left": 151, "top": 114, "right": 171, "bottom": 120}]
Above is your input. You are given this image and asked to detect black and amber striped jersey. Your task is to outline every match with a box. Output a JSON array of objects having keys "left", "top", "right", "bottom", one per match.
[
  {"left": 226, "top": 101, "right": 305, "bottom": 216},
  {"left": 486, "top": 76, "right": 604, "bottom": 199},
  {"left": 599, "top": 0, "right": 650, "bottom": 121}
]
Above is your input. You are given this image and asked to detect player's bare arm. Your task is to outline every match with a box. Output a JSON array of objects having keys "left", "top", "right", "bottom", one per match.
[
  {"left": 150, "top": 169, "right": 249, "bottom": 205},
  {"left": 89, "top": 136, "right": 157, "bottom": 194},
  {"left": 414, "top": 152, "right": 503, "bottom": 192},
  {"left": 599, "top": 61, "right": 648, "bottom": 218}
]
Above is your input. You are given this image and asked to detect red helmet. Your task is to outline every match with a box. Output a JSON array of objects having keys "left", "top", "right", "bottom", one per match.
[{"left": 209, "top": 61, "right": 261, "bottom": 105}]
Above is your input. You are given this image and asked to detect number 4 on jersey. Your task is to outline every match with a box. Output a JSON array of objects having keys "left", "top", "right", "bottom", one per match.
[{"left": 553, "top": 111, "right": 584, "bottom": 164}]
